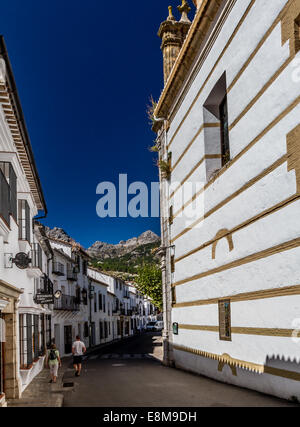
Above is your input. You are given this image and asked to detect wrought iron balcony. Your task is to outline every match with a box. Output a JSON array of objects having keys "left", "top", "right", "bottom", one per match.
[
  {"left": 52, "top": 261, "right": 65, "bottom": 276},
  {"left": 37, "top": 274, "right": 53, "bottom": 295},
  {"left": 34, "top": 275, "right": 54, "bottom": 304},
  {"left": 67, "top": 268, "right": 77, "bottom": 281},
  {"left": 54, "top": 294, "right": 80, "bottom": 311}
]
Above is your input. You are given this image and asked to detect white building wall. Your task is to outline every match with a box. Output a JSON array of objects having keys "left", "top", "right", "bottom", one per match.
[{"left": 159, "top": 0, "right": 300, "bottom": 401}]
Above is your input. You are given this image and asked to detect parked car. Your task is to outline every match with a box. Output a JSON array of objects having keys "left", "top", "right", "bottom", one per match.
[
  {"left": 146, "top": 321, "right": 157, "bottom": 332},
  {"left": 154, "top": 321, "right": 164, "bottom": 332}
]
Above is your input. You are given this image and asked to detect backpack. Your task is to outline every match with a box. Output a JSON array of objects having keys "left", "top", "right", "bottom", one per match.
[{"left": 49, "top": 349, "right": 57, "bottom": 361}]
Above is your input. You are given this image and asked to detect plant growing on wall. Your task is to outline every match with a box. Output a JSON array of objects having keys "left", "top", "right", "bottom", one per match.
[
  {"left": 158, "top": 152, "right": 172, "bottom": 180},
  {"left": 149, "top": 144, "right": 159, "bottom": 153},
  {"left": 146, "top": 95, "right": 158, "bottom": 126},
  {"left": 135, "top": 264, "right": 163, "bottom": 310}
]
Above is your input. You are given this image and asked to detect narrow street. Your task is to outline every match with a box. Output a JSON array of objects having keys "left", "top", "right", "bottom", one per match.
[{"left": 62, "top": 333, "right": 295, "bottom": 408}]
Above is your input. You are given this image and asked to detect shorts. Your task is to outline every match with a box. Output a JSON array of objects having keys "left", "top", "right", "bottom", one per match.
[
  {"left": 73, "top": 355, "right": 83, "bottom": 365},
  {"left": 49, "top": 363, "right": 59, "bottom": 377}
]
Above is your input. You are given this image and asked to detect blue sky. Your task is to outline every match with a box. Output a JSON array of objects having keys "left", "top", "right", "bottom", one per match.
[{"left": 0, "top": 0, "right": 196, "bottom": 248}]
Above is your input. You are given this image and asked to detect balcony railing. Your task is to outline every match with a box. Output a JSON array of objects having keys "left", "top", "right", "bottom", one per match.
[
  {"left": 0, "top": 168, "right": 10, "bottom": 225},
  {"left": 37, "top": 274, "right": 53, "bottom": 295},
  {"left": 67, "top": 268, "right": 77, "bottom": 281},
  {"left": 34, "top": 275, "right": 54, "bottom": 304},
  {"left": 54, "top": 294, "right": 80, "bottom": 311},
  {"left": 31, "top": 243, "right": 42, "bottom": 270},
  {"left": 52, "top": 261, "right": 65, "bottom": 276}
]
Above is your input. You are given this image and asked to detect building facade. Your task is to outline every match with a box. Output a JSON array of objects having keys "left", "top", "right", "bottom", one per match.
[
  {"left": 154, "top": 0, "right": 300, "bottom": 401},
  {"left": 0, "top": 37, "right": 51, "bottom": 405},
  {"left": 50, "top": 239, "right": 90, "bottom": 357}
]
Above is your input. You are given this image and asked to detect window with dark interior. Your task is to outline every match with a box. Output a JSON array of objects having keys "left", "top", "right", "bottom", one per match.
[
  {"left": 219, "top": 300, "right": 231, "bottom": 341},
  {"left": 19, "top": 314, "right": 33, "bottom": 369},
  {"left": 0, "top": 162, "right": 17, "bottom": 225},
  {"left": 203, "top": 72, "right": 231, "bottom": 180},
  {"left": 219, "top": 95, "right": 230, "bottom": 166},
  {"left": 171, "top": 255, "right": 175, "bottom": 274},
  {"left": 295, "top": 14, "right": 300, "bottom": 53},
  {"left": 169, "top": 205, "right": 173, "bottom": 226},
  {"left": 18, "top": 199, "right": 30, "bottom": 242}
]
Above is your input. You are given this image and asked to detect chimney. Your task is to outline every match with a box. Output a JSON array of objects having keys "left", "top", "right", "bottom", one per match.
[{"left": 158, "top": 2, "right": 192, "bottom": 85}]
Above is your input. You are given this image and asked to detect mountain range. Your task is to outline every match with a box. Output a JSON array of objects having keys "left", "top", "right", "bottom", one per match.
[{"left": 45, "top": 227, "right": 161, "bottom": 276}]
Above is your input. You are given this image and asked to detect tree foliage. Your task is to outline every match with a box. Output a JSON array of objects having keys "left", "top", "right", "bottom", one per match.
[{"left": 136, "top": 264, "right": 163, "bottom": 310}]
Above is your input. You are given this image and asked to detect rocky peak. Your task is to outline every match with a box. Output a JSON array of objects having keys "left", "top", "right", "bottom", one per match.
[
  {"left": 88, "top": 231, "right": 160, "bottom": 259},
  {"left": 45, "top": 227, "right": 75, "bottom": 244}
]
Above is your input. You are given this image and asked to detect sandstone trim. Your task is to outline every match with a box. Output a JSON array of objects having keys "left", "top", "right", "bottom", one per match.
[
  {"left": 287, "top": 124, "right": 300, "bottom": 193},
  {"left": 211, "top": 229, "right": 234, "bottom": 259},
  {"left": 170, "top": 93, "right": 300, "bottom": 238},
  {"left": 173, "top": 284, "right": 300, "bottom": 308},
  {"left": 171, "top": 155, "right": 287, "bottom": 241},
  {"left": 175, "top": 195, "right": 299, "bottom": 264},
  {"left": 174, "top": 344, "right": 300, "bottom": 380},
  {"left": 173, "top": 237, "right": 300, "bottom": 287}
]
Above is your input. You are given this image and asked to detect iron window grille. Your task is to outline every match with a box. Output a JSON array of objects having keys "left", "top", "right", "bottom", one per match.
[
  {"left": 40, "top": 314, "right": 45, "bottom": 356},
  {"left": 0, "top": 167, "right": 10, "bottom": 226},
  {"left": 52, "top": 261, "right": 65, "bottom": 276},
  {"left": 33, "top": 315, "right": 39, "bottom": 361},
  {"left": 18, "top": 199, "right": 30, "bottom": 242},
  {"left": 74, "top": 255, "right": 81, "bottom": 273},
  {"left": 219, "top": 300, "right": 232, "bottom": 341},
  {"left": 67, "top": 266, "right": 78, "bottom": 281},
  {"left": 0, "top": 162, "right": 17, "bottom": 223},
  {"left": 75, "top": 287, "right": 81, "bottom": 305},
  {"left": 46, "top": 315, "right": 52, "bottom": 349},
  {"left": 19, "top": 314, "right": 33, "bottom": 369},
  {"left": 82, "top": 260, "right": 88, "bottom": 275},
  {"left": 54, "top": 294, "right": 80, "bottom": 311},
  {"left": 82, "top": 289, "right": 88, "bottom": 306},
  {"left": 36, "top": 275, "right": 54, "bottom": 296},
  {"left": 31, "top": 243, "right": 43, "bottom": 270}
]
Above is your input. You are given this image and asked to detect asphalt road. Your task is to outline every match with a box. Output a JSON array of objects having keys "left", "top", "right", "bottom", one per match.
[{"left": 62, "top": 333, "right": 296, "bottom": 407}]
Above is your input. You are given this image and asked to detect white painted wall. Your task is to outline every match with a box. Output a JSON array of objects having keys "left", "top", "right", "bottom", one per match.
[{"left": 160, "top": 0, "right": 300, "bottom": 400}]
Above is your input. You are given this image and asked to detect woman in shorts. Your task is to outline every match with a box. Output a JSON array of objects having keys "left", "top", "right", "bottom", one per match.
[{"left": 46, "top": 343, "right": 62, "bottom": 384}]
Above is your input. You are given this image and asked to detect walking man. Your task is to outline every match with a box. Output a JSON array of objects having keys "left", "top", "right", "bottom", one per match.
[{"left": 72, "top": 335, "right": 86, "bottom": 377}]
